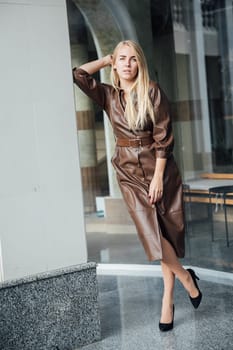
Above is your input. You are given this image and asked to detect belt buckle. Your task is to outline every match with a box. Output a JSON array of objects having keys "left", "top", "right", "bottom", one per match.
[
  {"left": 135, "top": 138, "right": 142, "bottom": 148},
  {"left": 130, "top": 139, "right": 138, "bottom": 147}
]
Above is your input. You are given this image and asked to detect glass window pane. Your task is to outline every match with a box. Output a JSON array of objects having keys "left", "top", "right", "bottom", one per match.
[{"left": 67, "top": 0, "right": 233, "bottom": 272}]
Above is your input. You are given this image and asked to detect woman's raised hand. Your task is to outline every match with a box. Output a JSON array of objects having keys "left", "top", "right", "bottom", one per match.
[
  {"left": 76, "top": 55, "right": 113, "bottom": 75},
  {"left": 103, "top": 54, "right": 113, "bottom": 67}
]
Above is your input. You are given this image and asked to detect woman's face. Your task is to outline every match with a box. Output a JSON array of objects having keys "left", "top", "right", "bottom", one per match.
[{"left": 114, "top": 44, "right": 139, "bottom": 84}]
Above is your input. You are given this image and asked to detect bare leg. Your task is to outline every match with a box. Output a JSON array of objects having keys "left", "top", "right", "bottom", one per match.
[
  {"left": 159, "top": 236, "right": 199, "bottom": 323},
  {"left": 160, "top": 262, "right": 175, "bottom": 323},
  {"left": 160, "top": 235, "right": 199, "bottom": 298}
]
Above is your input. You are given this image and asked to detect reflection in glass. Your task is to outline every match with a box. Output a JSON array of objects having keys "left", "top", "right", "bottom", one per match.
[{"left": 67, "top": 0, "right": 233, "bottom": 271}]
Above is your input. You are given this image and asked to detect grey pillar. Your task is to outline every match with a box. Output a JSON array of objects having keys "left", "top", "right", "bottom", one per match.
[
  {"left": 217, "top": 1, "right": 233, "bottom": 155},
  {"left": 0, "top": 1, "right": 100, "bottom": 348},
  {"left": 190, "top": 0, "right": 213, "bottom": 171}
]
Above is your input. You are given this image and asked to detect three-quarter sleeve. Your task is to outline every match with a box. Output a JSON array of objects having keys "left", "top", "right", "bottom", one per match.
[
  {"left": 73, "top": 68, "right": 111, "bottom": 110},
  {"left": 151, "top": 84, "right": 174, "bottom": 158}
]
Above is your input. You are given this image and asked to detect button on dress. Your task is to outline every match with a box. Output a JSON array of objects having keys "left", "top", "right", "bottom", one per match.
[{"left": 74, "top": 68, "right": 185, "bottom": 261}]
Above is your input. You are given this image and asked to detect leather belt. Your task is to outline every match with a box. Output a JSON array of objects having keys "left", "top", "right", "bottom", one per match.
[{"left": 116, "top": 137, "right": 154, "bottom": 147}]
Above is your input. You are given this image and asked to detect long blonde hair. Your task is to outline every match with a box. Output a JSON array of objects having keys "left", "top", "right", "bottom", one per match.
[{"left": 111, "top": 40, "right": 155, "bottom": 130}]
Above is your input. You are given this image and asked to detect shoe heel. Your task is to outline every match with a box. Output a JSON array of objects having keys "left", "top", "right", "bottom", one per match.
[{"left": 187, "top": 268, "right": 202, "bottom": 309}]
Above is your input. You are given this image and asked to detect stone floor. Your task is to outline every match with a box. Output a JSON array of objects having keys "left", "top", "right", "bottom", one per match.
[
  {"left": 77, "top": 274, "right": 233, "bottom": 350},
  {"left": 77, "top": 212, "right": 233, "bottom": 350}
]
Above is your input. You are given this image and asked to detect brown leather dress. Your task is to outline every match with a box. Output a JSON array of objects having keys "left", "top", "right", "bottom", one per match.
[{"left": 74, "top": 68, "right": 185, "bottom": 261}]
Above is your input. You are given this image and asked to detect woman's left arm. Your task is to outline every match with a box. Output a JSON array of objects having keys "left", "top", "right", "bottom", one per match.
[{"left": 148, "top": 84, "right": 173, "bottom": 205}]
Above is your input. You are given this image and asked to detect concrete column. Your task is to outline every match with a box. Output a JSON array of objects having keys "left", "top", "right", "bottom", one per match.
[
  {"left": 0, "top": 0, "right": 87, "bottom": 281},
  {"left": 217, "top": 1, "right": 233, "bottom": 156},
  {"left": 0, "top": 1, "right": 100, "bottom": 348},
  {"left": 190, "top": 0, "right": 213, "bottom": 171},
  {"left": 72, "top": 44, "right": 98, "bottom": 212}
]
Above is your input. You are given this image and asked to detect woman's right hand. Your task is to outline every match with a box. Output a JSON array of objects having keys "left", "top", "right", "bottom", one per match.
[{"left": 103, "top": 54, "right": 113, "bottom": 67}]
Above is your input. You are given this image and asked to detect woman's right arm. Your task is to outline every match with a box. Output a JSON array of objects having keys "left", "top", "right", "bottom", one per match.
[
  {"left": 77, "top": 55, "right": 112, "bottom": 75},
  {"left": 72, "top": 55, "right": 112, "bottom": 109}
]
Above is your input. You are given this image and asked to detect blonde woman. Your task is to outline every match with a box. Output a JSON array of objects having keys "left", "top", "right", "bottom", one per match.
[{"left": 73, "top": 40, "right": 202, "bottom": 331}]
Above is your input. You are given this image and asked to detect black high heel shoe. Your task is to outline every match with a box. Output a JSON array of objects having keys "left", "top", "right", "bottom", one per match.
[
  {"left": 187, "top": 268, "right": 202, "bottom": 309},
  {"left": 159, "top": 305, "right": 175, "bottom": 332}
]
